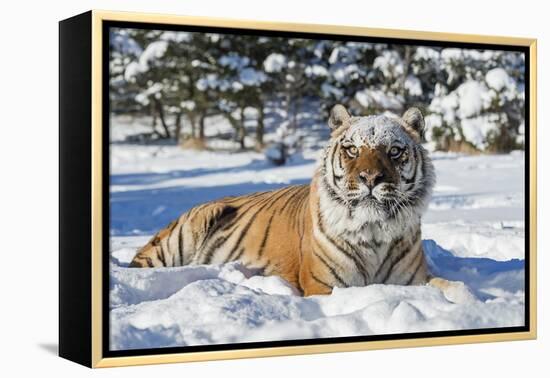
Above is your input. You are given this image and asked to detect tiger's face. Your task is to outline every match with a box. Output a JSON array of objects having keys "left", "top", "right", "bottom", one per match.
[{"left": 320, "top": 105, "right": 435, "bottom": 228}]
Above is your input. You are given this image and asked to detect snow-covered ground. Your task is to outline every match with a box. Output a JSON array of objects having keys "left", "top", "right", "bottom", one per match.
[{"left": 109, "top": 119, "right": 525, "bottom": 351}]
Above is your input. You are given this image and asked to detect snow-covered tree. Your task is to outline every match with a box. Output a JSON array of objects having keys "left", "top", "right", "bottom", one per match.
[
  {"left": 425, "top": 48, "right": 525, "bottom": 152},
  {"left": 110, "top": 28, "right": 525, "bottom": 154},
  {"left": 316, "top": 41, "right": 373, "bottom": 114},
  {"left": 262, "top": 37, "right": 321, "bottom": 132},
  {"left": 208, "top": 35, "right": 271, "bottom": 149}
]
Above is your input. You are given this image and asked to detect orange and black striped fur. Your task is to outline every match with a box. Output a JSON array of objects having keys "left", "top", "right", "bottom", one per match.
[{"left": 130, "top": 105, "right": 438, "bottom": 296}]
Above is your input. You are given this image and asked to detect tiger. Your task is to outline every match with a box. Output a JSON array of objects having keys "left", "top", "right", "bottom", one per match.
[{"left": 130, "top": 104, "right": 455, "bottom": 297}]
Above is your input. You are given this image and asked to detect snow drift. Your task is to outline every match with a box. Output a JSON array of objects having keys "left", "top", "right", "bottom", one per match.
[{"left": 110, "top": 238, "right": 524, "bottom": 350}]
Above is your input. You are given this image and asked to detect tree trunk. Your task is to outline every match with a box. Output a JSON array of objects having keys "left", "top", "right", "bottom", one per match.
[
  {"left": 150, "top": 106, "right": 157, "bottom": 129},
  {"left": 255, "top": 105, "right": 265, "bottom": 150},
  {"left": 284, "top": 89, "right": 292, "bottom": 129},
  {"left": 149, "top": 104, "right": 161, "bottom": 138},
  {"left": 238, "top": 108, "right": 246, "bottom": 150},
  {"left": 153, "top": 98, "right": 171, "bottom": 138},
  {"left": 400, "top": 46, "right": 413, "bottom": 106},
  {"left": 186, "top": 113, "right": 196, "bottom": 139},
  {"left": 198, "top": 114, "right": 206, "bottom": 140},
  {"left": 291, "top": 95, "right": 301, "bottom": 131},
  {"left": 223, "top": 111, "right": 244, "bottom": 149},
  {"left": 174, "top": 112, "right": 183, "bottom": 143}
]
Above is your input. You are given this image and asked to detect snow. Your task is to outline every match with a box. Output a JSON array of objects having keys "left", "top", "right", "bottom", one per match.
[
  {"left": 404, "top": 75, "right": 423, "bottom": 96},
  {"left": 441, "top": 48, "right": 463, "bottom": 61},
  {"left": 110, "top": 30, "right": 142, "bottom": 56},
  {"left": 195, "top": 68, "right": 265, "bottom": 91},
  {"left": 196, "top": 73, "right": 242, "bottom": 92},
  {"left": 109, "top": 117, "right": 525, "bottom": 350},
  {"left": 328, "top": 47, "right": 341, "bottom": 64},
  {"left": 424, "top": 114, "right": 443, "bottom": 142},
  {"left": 429, "top": 91, "right": 458, "bottom": 124},
  {"left": 414, "top": 47, "right": 440, "bottom": 61},
  {"left": 263, "top": 53, "right": 287, "bottom": 73},
  {"left": 180, "top": 100, "right": 195, "bottom": 111},
  {"left": 124, "top": 62, "right": 142, "bottom": 82},
  {"left": 321, "top": 83, "right": 344, "bottom": 98},
  {"left": 110, "top": 246, "right": 523, "bottom": 350},
  {"left": 195, "top": 74, "right": 218, "bottom": 91},
  {"left": 355, "top": 89, "right": 404, "bottom": 111},
  {"left": 243, "top": 106, "right": 259, "bottom": 119},
  {"left": 423, "top": 222, "right": 524, "bottom": 261},
  {"left": 373, "top": 51, "right": 405, "bottom": 77},
  {"left": 206, "top": 33, "right": 220, "bottom": 43},
  {"left": 460, "top": 115, "right": 500, "bottom": 149},
  {"left": 332, "top": 64, "right": 360, "bottom": 83},
  {"left": 159, "top": 31, "right": 192, "bottom": 43},
  {"left": 140, "top": 41, "right": 169, "bottom": 65},
  {"left": 239, "top": 67, "right": 267, "bottom": 86},
  {"left": 219, "top": 54, "right": 250, "bottom": 70},
  {"left": 486, "top": 68, "right": 513, "bottom": 92},
  {"left": 427, "top": 78, "right": 512, "bottom": 149},
  {"left": 134, "top": 83, "right": 164, "bottom": 106},
  {"left": 305, "top": 64, "right": 329, "bottom": 77},
  {"left": 517, "top": 122, "right": 525, "bottom": 144},
  {"left": 457, "top": 80, "right": 491, "bottom": 118},
  {"left": 134, "top": 93, "right": 149, "bottom": 106},
  {"left": 264, "top": 143, "right": 285, "bottom": 163},
  {"left": 124, "top": 40, "right": 169, "bottom": 80}
]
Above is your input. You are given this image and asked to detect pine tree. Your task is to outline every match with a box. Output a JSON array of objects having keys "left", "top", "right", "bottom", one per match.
[{"left": 111, "top": 28, "right": 525, "bottom": 155}]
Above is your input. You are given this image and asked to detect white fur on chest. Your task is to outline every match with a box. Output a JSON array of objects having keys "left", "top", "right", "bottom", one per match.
[
  {"left": 318, "top": 182, "right": 416, "bottom": 244},
  {"left": 316, "top": 180, "right": 421, "bottom": 286}
]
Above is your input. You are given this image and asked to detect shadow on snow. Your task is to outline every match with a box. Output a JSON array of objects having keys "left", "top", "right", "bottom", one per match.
[
  {"left": 424, "top": 239, "right": 524, "bottom": 301},
  {"left": 110, "top": 153, "right": 316, "bottom": 187},
  {"left": 110, "top": 178, "right": 310, "bottom": 236}
]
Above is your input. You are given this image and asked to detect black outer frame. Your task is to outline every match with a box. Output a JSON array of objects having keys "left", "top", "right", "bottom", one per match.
[
  {"left": 59, "top": 11, "right": 93, "bottom": 367},
  {"left": 59, "top": 11, "right": 531, "bottom": 368}
]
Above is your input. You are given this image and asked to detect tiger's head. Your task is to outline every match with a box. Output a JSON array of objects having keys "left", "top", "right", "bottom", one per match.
[{"left": 318, "top": 104, "right": 435, "bottom": 235}]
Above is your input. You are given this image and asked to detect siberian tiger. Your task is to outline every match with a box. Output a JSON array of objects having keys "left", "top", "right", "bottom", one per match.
[{"left": 130, "top": 105, "right": 445, "bottom": 296}]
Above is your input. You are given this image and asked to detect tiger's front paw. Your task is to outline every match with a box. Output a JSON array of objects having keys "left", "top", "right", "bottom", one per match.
[{"left": 428, "top": 277, "right": 477, "bottom": 304}]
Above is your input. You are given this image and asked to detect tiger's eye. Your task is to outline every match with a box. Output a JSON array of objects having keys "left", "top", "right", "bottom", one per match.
[
  {"left": 389, "top": 146, "right": 402, "bottom": 158},
  {"left": 346, "top": 146, "right": 358, "bottom": 157}
]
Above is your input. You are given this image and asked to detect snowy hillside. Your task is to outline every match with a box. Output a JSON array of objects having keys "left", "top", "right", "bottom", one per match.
[{"left": 109, "top": 126, "right": 525, "bottom": 350}]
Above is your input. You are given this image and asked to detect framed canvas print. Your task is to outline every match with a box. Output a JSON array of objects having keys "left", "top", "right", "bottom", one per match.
[{"left": 59, "top": 10, "right": 537, "bottom": 368}]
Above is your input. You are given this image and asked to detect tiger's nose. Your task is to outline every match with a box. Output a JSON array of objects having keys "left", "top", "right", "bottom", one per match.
[{"left": 359, "top": 170, "right": 385, "bottom": 189}]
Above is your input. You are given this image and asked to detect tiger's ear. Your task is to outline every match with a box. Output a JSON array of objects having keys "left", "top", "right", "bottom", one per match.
[
  {"left": 401, "top": 107, "right": 425, "bottom": 142},
  {"left": 328, "top": 104, "right": 351, "bottom": 132}
]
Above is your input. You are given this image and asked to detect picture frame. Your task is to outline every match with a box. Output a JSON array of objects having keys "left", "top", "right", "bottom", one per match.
[{"left": 59, "top": 10, "right": 537, "bottom": 368}]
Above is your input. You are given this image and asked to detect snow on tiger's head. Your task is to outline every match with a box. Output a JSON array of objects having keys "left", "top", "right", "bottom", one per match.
[{"left": 319, "top": 104, "right": 435, "bottom": 229}]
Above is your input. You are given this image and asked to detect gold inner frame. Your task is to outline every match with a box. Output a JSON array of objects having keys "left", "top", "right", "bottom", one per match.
[{"left": 90, "top": 9, "right": 537, "bottom": 368}]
